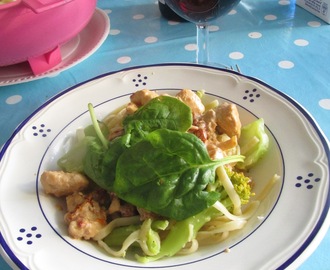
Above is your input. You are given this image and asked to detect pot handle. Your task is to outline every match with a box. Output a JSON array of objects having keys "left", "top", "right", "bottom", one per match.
[{"left": 23, "top": 0, "right": 73, "bottom": 13}]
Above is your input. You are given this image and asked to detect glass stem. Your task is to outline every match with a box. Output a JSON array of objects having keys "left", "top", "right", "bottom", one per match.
[{"left": 196, "top": 24, "right": 209, "bottom": 64}]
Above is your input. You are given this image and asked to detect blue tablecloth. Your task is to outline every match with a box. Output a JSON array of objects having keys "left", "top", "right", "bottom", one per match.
[{"left": 0, "top": 0, "right": 329, "bottom": 269}]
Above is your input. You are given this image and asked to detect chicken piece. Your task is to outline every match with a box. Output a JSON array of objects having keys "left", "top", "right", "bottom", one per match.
[
  {"left": 218, "top": 134, "right": 238, "bottom": 151},
  {"left": 66, "top": 192, "right": 86, "bottom": 212},
  {"left": 189, "top": 110, "right": 218, "bottom": 159},
  {"left": 189, "top": 120, "right": 208, "bottom": 142},
  {"left": 130, "top": 89, "right": 159, "bottom": 107},
  {"left": 189, "top": 109, "right": 223, "bottom": 159},
  {"left": 108, "top": 193, "right": 121, "bottom": 214},
  {"left": 64, "top": 197, "right": 107, "bottom": 240},
  {"left": 201, "top": 109, "right": 217, "bottom": 138},
  {"left": 125, "top": 102, "right": 138, "bottom": 115},
  {"left": 176, "top": 89, "right": 205, "bottom": 116},
  {"left": 215, "top": 102, "right": 241, "bottom": 138},
  {"left": 108, "top": 193, "right": 137, "bottom": 217},
  {"left": 41, "top": 171, "right": 89, "bottom": 197}
]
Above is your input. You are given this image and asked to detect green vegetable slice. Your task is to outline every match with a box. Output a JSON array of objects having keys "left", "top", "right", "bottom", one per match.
[
  {"left": 237, "top": 118, "right": 269, "bottom": 170},
  {"left": 57, "top": 104, "right": 109, "bottom": 173},
  {"left": 136, "top": 206, "right": 218, "bottom": 263},
  {"left": 57, "top": 135, "right": 94, "bottom": 173}
]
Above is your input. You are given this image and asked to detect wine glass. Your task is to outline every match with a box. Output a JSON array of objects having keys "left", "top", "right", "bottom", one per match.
[{"left": 164, "top": 0, "right": 241, "bottom": 65}]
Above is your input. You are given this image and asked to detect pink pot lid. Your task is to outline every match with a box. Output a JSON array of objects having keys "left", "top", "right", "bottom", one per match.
[{"left": 0, "top": 0, "right": 96, "bottom": 75}]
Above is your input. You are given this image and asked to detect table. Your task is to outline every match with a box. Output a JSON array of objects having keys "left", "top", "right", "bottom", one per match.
[{"left": 0, "top": 0, "right": 329, "bottom": 269}]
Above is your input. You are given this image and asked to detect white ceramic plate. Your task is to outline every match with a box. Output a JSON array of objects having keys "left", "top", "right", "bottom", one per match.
[
  {"left": 0, "top": 8, "right": 110, "bottom": 86},
  {"left": 0, "top": 64, "right": 329, "bottom": 270}
]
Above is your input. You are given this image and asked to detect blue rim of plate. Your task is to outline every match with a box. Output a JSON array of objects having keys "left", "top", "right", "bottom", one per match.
[{"left": 0, "top": 63, "right": 329, "bottom": 270}]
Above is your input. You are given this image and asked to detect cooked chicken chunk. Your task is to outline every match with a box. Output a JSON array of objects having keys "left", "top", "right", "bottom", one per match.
[
  {"left": 215, "top": 102, "right": 241, "bottom": 138},
  {"left": 66, "top": 192, "right": 86, "bottom": 212},
  {"left": 108, "top": 193, "right": 137, "bottom": 217},
  {"left": 189, "top": 109, "right": 221, "bottom": 159},
  {"left": 130, "top": 89, "right": 159, "bottom": 107},
  {"left": 176, "top": 89, "right": 205, "bottom": 116},
  {"left": 189, "top": 110, "right": 216, "bottom": 142},
  {"left": 126, "top": 102, "right": 139, "bottom": 115},
  {"left": 108, "top": 192, "right": 121, "bottom": 214},
  {"left": 189, "top": 107, "right": 239, "bottom": 159},
  {"left": 41, "top": 171, "right": 89, "bottom": 197},
  {"left": 64, "top": 196, "right": 107, "bottom": 240}
]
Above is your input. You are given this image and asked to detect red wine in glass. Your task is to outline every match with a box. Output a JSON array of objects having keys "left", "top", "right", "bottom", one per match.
[
  {"left": 164, "top": 0, "right": 240, "bottom": 64},
  {"left": 158, "top": 0, "right": 187, "bottom": 21}
]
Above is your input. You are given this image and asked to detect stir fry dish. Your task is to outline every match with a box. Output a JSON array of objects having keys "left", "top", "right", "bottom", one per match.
[{"left": 41, "top": 89, "right": 278, "bottom": 262}]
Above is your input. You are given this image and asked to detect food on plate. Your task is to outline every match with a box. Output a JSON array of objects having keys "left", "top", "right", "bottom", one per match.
[
  {"left": 41, "top": 89, "right": 279, "bottom": 262},
  {"left": 41, "top": 171, "right": 89, "bottom": 197}
]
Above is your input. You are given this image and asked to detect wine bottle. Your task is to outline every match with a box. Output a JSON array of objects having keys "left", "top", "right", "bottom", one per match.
[{"left": 158, "top": 0, "right": 187, "bottom": 21}]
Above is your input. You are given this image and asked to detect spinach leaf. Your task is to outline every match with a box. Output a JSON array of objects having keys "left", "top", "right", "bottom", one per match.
[
  {"left": 123, "top": 96, "right": 192, "bottom": 144},
  {"left": 114, "top": 129, "right": 244, "bottom": 221},
  {"left": 83, "top": 135, "right": 129, "bottom": 191},
  {"left": 82, "top": 96, "right": 193, "bottom": 191}
]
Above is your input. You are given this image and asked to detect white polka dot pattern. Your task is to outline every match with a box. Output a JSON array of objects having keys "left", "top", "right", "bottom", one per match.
[
  {"left": 6, "top": 95, "right": 22, "bottom": 105},
  {"left": 0, "top": 2, "right": 330, "bottom": 269},
  {"left": 278, "top": 60, "right": 295, "bottom": 69},
  {"left": 117, "top": 56, "right": 132, "bottom": 64},
  {"left": 0, "top": 0, "right": 329, "bottom": 155},
  {"left": 319, "top": 99, "right": 330, "bottom": 110}
]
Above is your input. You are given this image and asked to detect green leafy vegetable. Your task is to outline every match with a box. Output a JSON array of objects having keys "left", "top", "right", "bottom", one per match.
[
  {"left": 237, "top": 118, "right": 269, "bottom": 170},
  {"left": 136, "top": 167, "right": 255, "bottom": 263},
  {"left": 57, "top": 98, "right": 251, "bottom": 224},
  {"left": 114, "top": 129, "right": 244, "bottom": 221},
  {"left": 123, "top": 95, "right": 192, "bottom": 145},
  {"left": 60, "top": 103, "right": 126, "bottom": 191},
  {"left": 83, "top": 135, "right": 128, "bottom": 191},
  {"left": 58, "top": 97, "right": 193, "bottom": 193}
]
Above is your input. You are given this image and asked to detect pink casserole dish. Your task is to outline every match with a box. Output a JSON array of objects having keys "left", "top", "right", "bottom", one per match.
[{"left": 0, "top": 0, "right": 97, "bottom": 74}]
